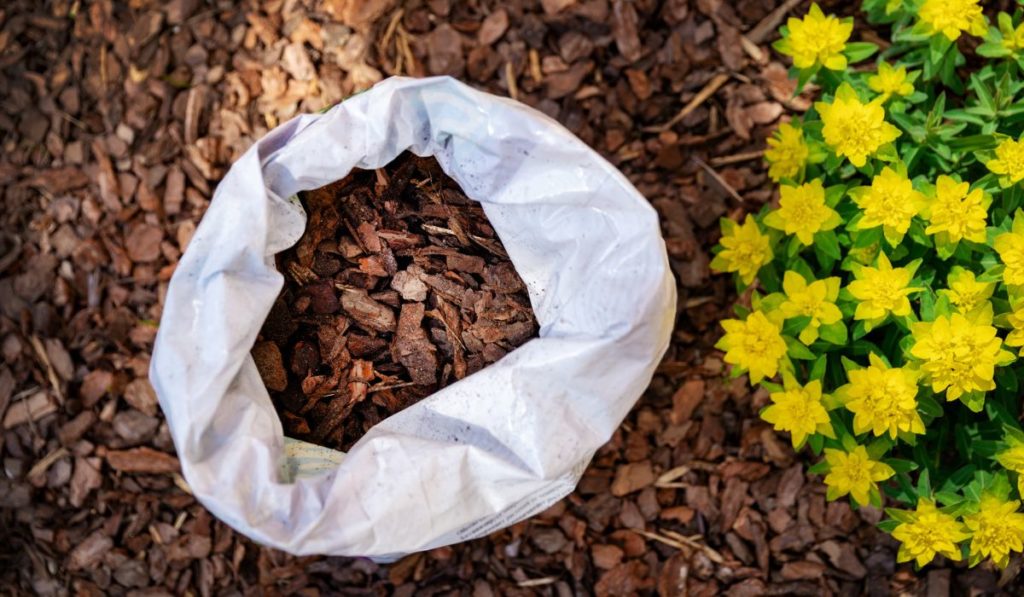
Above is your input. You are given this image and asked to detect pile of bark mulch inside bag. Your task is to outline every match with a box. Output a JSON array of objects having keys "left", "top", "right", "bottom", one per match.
[
  {"left": 2, "top": 0, "right": 1020, "bottom": 594},
  {"left": 252, "top": 153, "right": 537, "bottom": 450}
]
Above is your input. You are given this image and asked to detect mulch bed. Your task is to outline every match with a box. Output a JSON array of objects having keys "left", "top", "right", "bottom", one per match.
[
  {"left": 0, "top": 0, "right": 1014, "bottom": 594},
  {"left": 254, "top": 154, "right": 538, "bottom": 451}
]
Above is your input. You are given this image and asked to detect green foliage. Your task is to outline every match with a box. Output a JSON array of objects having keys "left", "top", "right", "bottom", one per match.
[{"left": 712, "top": 1, "right": 1024, "bottom": 570}]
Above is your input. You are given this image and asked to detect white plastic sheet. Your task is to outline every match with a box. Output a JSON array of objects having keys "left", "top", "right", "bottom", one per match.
[{"left": 150, "top": 76, "right": 676, "bottom": 559}]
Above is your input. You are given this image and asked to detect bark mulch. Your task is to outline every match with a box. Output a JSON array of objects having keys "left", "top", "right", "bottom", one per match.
[
  {"left": 0, "top": 0, "right": 1013, "bottom": 594},
  {"left": 254, "top": 154, "right": 538, "bottom": 451}
]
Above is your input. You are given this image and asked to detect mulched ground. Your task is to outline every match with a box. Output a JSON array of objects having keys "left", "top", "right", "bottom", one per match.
[{"left": 0, "top": 0, "right": 1015, "bottom": 594}]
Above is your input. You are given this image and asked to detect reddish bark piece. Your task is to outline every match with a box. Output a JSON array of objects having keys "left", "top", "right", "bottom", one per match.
[
  {"left": 610, "top": 461, "right": 656, "bottom": 496},
  {"left": 781, "top": 560, "right": 827, "bottom": 581},
  {"left": 123, "top": 378, "right": 159, "bottom": 417},
  {"left": 391, "top": 269, "right": 429, "bottom": 301},
  {"left": 3, "top": 391, "right": 56, "bottom": 429},
  {"left": 252, "top": 341, "right": 288, "bottom": 392},
  {"left": 392, "top": 303, "right": 438, "bottom": 386},
  {"left": 105, "top": 447, "right": 180, "bottom": 474},
  {"left": 125, "top": 223, "right": 163, "bottom": 263},
  {"left": 671, "top": 378, "right": 705, "bottom": 424},
  {"left": 592, "top": 544, "right": 624, "bottom": 570},
  {"left": 67, "top": 531, "right": 113, "bottom": 571},
  {"left": 595, "top": 561, "right": 654, "bottom": 597},
  {"left": 341, "top": 288, "right": 396, "bottom": 332}
]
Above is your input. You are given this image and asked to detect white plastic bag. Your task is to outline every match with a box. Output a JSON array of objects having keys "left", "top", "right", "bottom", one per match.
[{"left": 151, "top": 76, "right": 676, "bottom": 559}]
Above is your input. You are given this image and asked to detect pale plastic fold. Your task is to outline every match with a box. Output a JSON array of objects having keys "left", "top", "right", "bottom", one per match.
[{"left": 150, "top": 76, "right": 676, "bottom": 559}]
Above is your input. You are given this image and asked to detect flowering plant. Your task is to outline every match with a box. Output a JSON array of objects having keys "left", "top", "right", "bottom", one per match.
[{"left": 713, "top": 0, "right": 1024, "bottom": 570}]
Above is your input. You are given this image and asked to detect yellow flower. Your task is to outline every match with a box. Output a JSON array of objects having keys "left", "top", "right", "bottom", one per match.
[
  {"left": 996, "top": 434, "right": 1024, "bottom": 496},
  {"left": 835, "top": 353, "right": 924, "bottom": 439},
  {"left": 711, "top": 216, "right": 774, "bottom": 285},
  {"left": 847, "top": 252, "right": 920, "bottom": 323},
  {"left": 717, "top": 310, "right": 788, "bottom": 383},
  {"left": 764, "top": 122, "right": 809, "bottom": 182},
  {"left": 849, "top": 166, "right": 927, "bottom": 246},
  {"left": 909, "top": 312, "right": 1013, "bottom": 404},
  {"left": 964, "top": 494, "right": 1024, "bottom": 569},
  {"left": 775, "top": 3, "right": 852, "bottom": 70},
  {"left": 925, "top": 175, "right": 990, "bottom": 246},
  {"left": 918, "top": 0, "right": 987, "bottom": 41},
  {"left": 778, "top": 271, "right": 842, "bottom": 344},
  {"left": 938, "top": 268, "right": 994, "bottom": 317},
  {"left": 995, "top": 214, "right": 1024, "bottom": 286},
  {"left": 1001, "top": 18, "right": 1024, "bottom": 52},
  {"left": 816, "top": 84, "right": 901, "bottom": 168},
  {"left": 892, "top": 499, "right": 970, "bottom": 567},
  {"left": 823, "top": 445, "right": 894, "bottom": 504},
  {"left": 760, "top": 374, "right": 835, "bottom": 448},
  {"left": 763, "top": 179, "right": 841, "bottom": 245},
  {"left": 868, "top": 62, "right": 916, "bottom": 100},
  {"left": 1006, "top": 303, "right": 1024, "bottom": 352},
  {"left": 988, "top": 136, "right": 1024, "bottom": 187}
]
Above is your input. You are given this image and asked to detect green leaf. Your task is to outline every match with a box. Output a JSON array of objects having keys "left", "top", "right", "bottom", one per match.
[
  {"left": 934, "top": 490, "right": 963, "bottom": 507},
  {"left": 885, "top": 458, "right": 919, "bottom": 474},
  {"left": 783, "top": 315, "right": 812, "bottom": 337},
  {"left": 808, "top": 433, "right": 825, "bottom": 456},
  {"left": 816, "top": 230, "right": 842, "bottom": 260},
  {"left": 877, "top": 519, "right": 901, "bottom": 533},
  {"left": 809, "top": 355, "right": 828, "bottom": 381},
  {"left": 819, "top": 320, "right": 848, "bottom": 345},
  {"left": 844, "top": 42, "right": 879, "bottom": 63},
  {"left": 918, "top": 394, "right": 944, "bottom": 419},
  {"left": 961, "top": 392, "right": 987, "bottom": 413},
  {"left": 808, "top": 459, "right": 830, "bottom": 475},
  {"left": 785, "top": 336, "right": 817, "bottom": 360},
  {"left": 917, "top": 469, "right": 932, "bottom": 497}
]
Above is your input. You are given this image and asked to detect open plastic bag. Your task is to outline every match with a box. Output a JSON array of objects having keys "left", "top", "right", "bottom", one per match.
[{"left": 151, "top": 76, "right": 676, "bottom": 559}]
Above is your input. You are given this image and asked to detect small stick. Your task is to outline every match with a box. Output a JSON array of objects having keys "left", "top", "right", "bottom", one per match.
[
  {"left": 644, "top": 73, "right": 730, "bottom": 133},
  {"left": 747, "top": 0, "right": 805, "bottom": 45},
  {"left": 693, "top": 157, "right": 745, "bottom": 204},
  {"left": 710, "top": 150, "right": 764, "bottom": 167},
  {"left": 505, "top": 62, "right": 519, "bottom": 100}
]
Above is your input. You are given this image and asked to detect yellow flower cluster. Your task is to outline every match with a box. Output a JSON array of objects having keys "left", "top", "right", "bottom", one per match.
[
  {"left": 713, "top": 0, "right": 1024, "bottom": 572},
  {"left": 764, "top": 123, "right": 809, "bottom": 182},
  {"left": 710, "top": 216, "right": 773, "bottom": 285},
  {"left": 816, "top": 84, "right": 900, "bottom": 167},
  {"left": 760, "top": 374, "right": 834, "bottom": 448},
  {"left": 716, "top": 310, "right": 786, "bottom": 383},
  {"left": 891, "top": 499, "right": 970, "bottom": 567},
  {"left": 823, "top": 445, "right": 894, "bottom": 505},
  {"left": 776, "top": 3, "right": 853, "bottom": 71},
  {"left": 917, "top": 0, "right": 987, "bottom": 41},
  {"left": 926, "top": 175, "right": 990, "bottom": 247},
  {"left": 764, "top": 179, "right": 841, "bottom": 245},
  {"left": 835, "top": 354, "right": 924, "bottom": 439},
  {"left": 849, "top": 167, "right": 926, "bottom": 246},
  {"left": 847, "top": 252, "right": 920, "bottom": 326},
  {"left": 909, "top": 312, "right": 1013, "bottom": 405}
]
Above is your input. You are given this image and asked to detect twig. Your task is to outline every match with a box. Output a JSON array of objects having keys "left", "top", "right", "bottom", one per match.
[
  {"left": 655, "top": 465, "right": 692, "bottom": 487},
  {"left": 631, "top": 529, "right": 691, "bottom": 551},
  {"left": 710, "top": 150, "right": 764, "bottom": 167},
  {"left": 643, "top": 73, "right": 730, "bottom": 133},
  {"left": 660, "top": 529, "right": 727, "bottom": 564},
  {"left": 27, "top": 447, "right": 68, "bottom": 479},
  {"left": 518, "top": 577, "right": 558, "bottom": 588},
  {"left": 747, "top": 0, "right": 806, "bottom": 45},
  {"left": 693, "top": 157, "right": 745, "bottom": 204},
  {"left": 505, "top": 62, "right": 519, "bottom": 101},
  {"left": 29, "top": 336, "right": 64, "bottom": 404}
]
